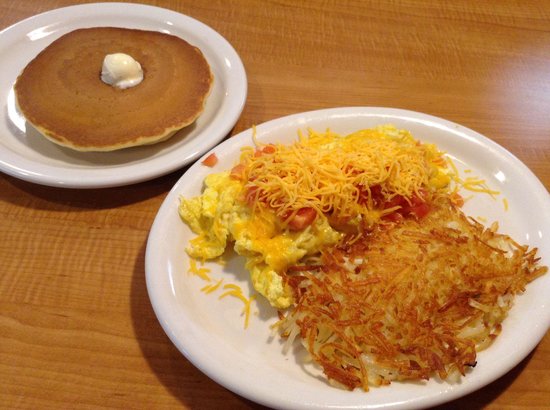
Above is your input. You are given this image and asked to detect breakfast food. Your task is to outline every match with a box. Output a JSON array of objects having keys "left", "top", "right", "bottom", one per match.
[
  {"left": 180, "top": 165, "right": 341, "bottom": 308},
  {"left": 277, "top": 196, "right": 546, "bottom": 390},
  {"left": 180, "top": 126, "right": 455, "bottom": 308},
  {"left": 14, "top": 27, "right": 213, "bottom": 151},
  {"left": 179, "top": 125, "right": 547, "bottom": 390}
]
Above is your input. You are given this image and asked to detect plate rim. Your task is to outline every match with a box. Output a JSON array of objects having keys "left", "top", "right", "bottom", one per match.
[
  {"left": 145, "top": 106, "right": 550, "bottom": 410},
  {"left": 0, "top": 2, "right": 247, "bottom": 188}
]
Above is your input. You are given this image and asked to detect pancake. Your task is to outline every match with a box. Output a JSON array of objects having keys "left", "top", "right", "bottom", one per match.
[{"left": 14, "top": 27, "right": 213, "bottom": 151}]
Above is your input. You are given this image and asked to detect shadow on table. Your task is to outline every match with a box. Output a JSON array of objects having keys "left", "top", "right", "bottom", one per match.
[
  {"left": 130, "top": 239, "right": 269, "bottom": 409},
  {"left": 2, "top": 168, "right": 181, "bottom": 211}
]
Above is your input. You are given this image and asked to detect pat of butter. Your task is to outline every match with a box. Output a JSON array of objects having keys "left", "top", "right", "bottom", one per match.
[{"left": 101, "top": 53, "right": 143, "bottom": 89}]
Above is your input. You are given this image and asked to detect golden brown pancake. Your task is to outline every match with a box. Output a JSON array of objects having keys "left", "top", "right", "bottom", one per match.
[{"left": 14, "top": 27, "right": 213, "bottom": 151}]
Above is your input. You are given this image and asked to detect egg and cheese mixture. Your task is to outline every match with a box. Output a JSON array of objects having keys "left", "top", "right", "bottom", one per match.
[
  {"left": 179, "top": 170, "right": 341, "bottom": 308},
  {"left": 179, "top": 125, "right": 455, "bottom": 309}
]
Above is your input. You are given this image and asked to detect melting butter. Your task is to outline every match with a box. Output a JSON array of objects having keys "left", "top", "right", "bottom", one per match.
[{"left": 101, "top": 53, "right": 143, "bottom": 89}]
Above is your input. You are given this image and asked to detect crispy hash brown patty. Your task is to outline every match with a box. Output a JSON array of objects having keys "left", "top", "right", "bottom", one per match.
[{"left": 277, "top": 197, "right": 547, "bottom": 391}]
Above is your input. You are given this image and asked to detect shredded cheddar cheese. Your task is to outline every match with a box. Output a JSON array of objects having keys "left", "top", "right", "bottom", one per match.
[
  {"left": 219, "top": 284, "right": 256, "bottom": 328},
  {"left": 188, "top": 258, "right": 211, "bottom": 281},
  {"left": 190, "top": 258, "right": 256, "bottom": 328},
  {"left": 238, "top": 125, "right": 450, "bottom": 223},
  {"left": 219, "top": 284, "right": 250, "bottom": 305},
  {"left": 201, "top": 278, "right": 224, "bottom": 294},
  {"left": 446, "top": 157, "right": 500, "bottom": 198}
]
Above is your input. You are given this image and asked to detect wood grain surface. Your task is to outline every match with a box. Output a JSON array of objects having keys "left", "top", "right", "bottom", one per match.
[{"left": 1, "top": 1, "right": 549, "bottom": 409}]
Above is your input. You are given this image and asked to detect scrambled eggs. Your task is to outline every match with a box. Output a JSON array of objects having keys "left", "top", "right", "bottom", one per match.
[
  {"left": 179, "top": 125, "right": 454, "bottom": 309},
  {"left": 179, "top": 171, "right": 342, "bottom": 308}
]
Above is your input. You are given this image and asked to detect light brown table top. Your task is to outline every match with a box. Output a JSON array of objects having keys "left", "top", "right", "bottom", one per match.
[{"left": 1, "top": 1, "right": 549, "bottom": 409}]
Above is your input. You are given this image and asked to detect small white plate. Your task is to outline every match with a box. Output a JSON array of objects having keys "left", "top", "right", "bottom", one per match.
[
  {"left": 145, "top": 107, "right": 550, "bottom": 410},
  {"left": 0, "top": 3, "right": 247, "bottom": 188}
]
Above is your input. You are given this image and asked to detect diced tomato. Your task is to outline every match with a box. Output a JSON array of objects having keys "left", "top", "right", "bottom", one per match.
[
  {"left": 244, "top": 186, "right": 260, "bottom": 206},
  {"left": 287, "top": 207, "right": 317, "bottom": 231},
  {"left": 201, "top": 153, "right": 218, "bottom": 167},
  {"left": 254, "top": 144, "right": 277, "bottom": 157},
  {"left": 359, "top": 184, "right": 383, "bottom": 207},
  {"left": 261, "top": 144, "right": 276, "bottom": 154},
  {"left": 370, "top": 185, "right": 383, "bottom": 203},
  {"left": 327, "top": 214, "right": 354, "bottom": 232},
  {"left": 382, "top": 190, "right": 431, "bottom": 221},
  {"left": 409, "top": 202, "right": 431, "bottom": 218},
  {"left": 230, "top": 163, "right": 246, "bottom": 180},
  {"left": 383, "top": 211, "right": 404, "bottom": 223},
  {"left": 405, "top": 190, "right": 431, "bottom": 218},
  {"left": 383, "top": 194, "right": 407, "bottom": 210}
]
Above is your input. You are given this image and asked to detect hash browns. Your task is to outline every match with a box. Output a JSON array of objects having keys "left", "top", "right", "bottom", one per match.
[{"left": 277, "top": 197, "right": 547, "bottom": 391}]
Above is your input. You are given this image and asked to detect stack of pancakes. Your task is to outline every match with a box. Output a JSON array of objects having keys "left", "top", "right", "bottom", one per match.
[{"left": 14, "top": 27, "right": 213, "bottom": 151}]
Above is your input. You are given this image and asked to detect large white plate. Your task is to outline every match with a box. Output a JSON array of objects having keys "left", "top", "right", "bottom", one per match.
[
  {"left": 145, "top": 107, "right": 550, "bottom": 410},
  {"left": 0, "top": 3, "right": 247, "bottom": 188}
]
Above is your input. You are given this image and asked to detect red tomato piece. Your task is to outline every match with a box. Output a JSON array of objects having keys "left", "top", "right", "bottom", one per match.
[
  {"left": 244, "top": 186, "right": 260, "bottom": 205},
  {"left": 384, "top": 195, "right": 406, "bottom": 210},
  {"left": 382, "top": 211, "right": 404, "bottom": 223},
  {"left": 407, "top": 191, "right": 431, "bottom": 218},
  {"left": 261, "top": 144, "right": 276, "bottom": 154},
  {"left": 201, "top": 153, "right": 218, "bottom": 167},
  {"left": 409, "top": 202, "right": 431, "bottom": 218},
  {"left": 230, "top": 163, "right": 246, "bottom": 180},
  {"left": 254, "top": 144, "right": 277, "bottom": 157},
  {"left": 382, "top": 190, "right": 431, "bottom": 221},
  {"left": 287, "top": 208, "right": 317, "bottom": 231}
]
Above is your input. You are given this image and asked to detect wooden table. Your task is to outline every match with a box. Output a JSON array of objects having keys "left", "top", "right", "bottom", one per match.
[{"left": 1, "top": 1, "right": 549, "bottom": 408}]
